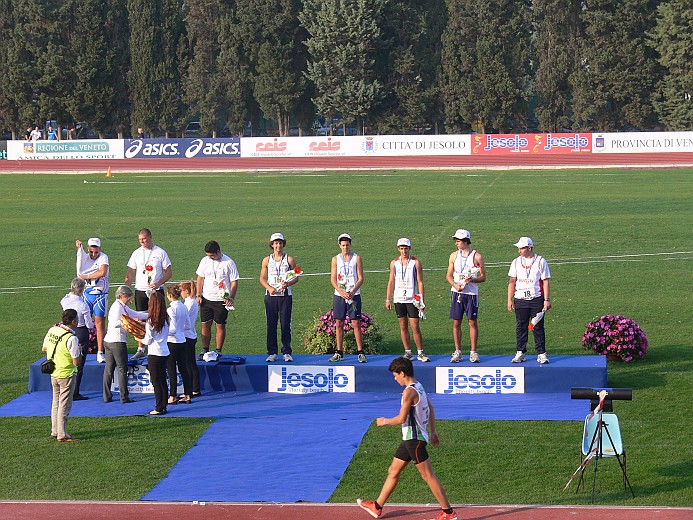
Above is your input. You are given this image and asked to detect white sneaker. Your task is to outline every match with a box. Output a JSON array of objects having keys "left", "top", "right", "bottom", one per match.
[
  {"left": 403, "top": 350, "right": 414, "bottom": 360},
  {"left": 328, "top": 352, "right": 344, "bottom": 362},
  {"left": 357, "top": 352, "right": 368, "bottom": 363},
  {"left": 96, "top": 352, "right": 106, "bottom": 363},
  {"left": 512, "top": 351, "right": 526, "bottom": 363},
  {"left": 450, "top": 350, "right": 463, "bottom": 363},
  {"left": 537, "top": 353, "right": 550, "bottom": 364},
  {"left": 417, "top": 351, "right": 430, "bottom": 362},
  {"left": 469, "top": 351, "right": 480, "bottom": 363},
  {"left": 283, "top": 354, "right": 293, "bottom": 362},
  {"left": 130, "top": 349, "right": 147, "bottom": 361},
  {"left": 266, "top": 354, "right": 278, "bottom": 362}
]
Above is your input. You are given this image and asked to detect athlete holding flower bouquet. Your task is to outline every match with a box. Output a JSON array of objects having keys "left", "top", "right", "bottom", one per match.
[
  {"left": 260, "top": 233, "right": 300, "bottom": 362},
  {"left": 329, "top": 233, "right": 367, "bottom": 363},
  {"left": 196, "top": 240, "right": 239, "bottom": 362},
  {"left": 446, "top": 229, "right": 486, "bottom": 363}
]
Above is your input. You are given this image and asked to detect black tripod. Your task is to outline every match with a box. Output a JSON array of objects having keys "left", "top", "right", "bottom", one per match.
[{"left": 577, "top": 410, "right": 635, "bottom": 502}]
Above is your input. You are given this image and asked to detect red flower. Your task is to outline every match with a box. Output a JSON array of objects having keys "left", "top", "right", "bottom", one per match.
[
  {"left": 145, "top": 265, "right": 153, "bottom": 271},
  {"left": 218, "top": 281, "right": 224, "bottom": 288},
  {"left": 294, "top": 266, "right": 302, "bottom": 274},
  {"left": 413, "top": 294, "right": 421, "bottom": 301}
]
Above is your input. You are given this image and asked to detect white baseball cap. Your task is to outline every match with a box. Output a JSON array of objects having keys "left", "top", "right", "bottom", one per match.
[
  {"left": 203, "top": 351, "right": 219, "bottom": 362},
  {"left": 514, "top": 237, "right": 534, "bottom": 248},
  {"left": 451, "top": 229, "right": 471, "bottom": 240},
  {"left": 397, "top": 238, "right": 411, "bottom": 247},
  {"left": 87, "top": 238, "right": 101, "bottom": 247},
  {"left": 269, "top": 232, "right": 285, "bottom": 242},
  {"left": 337, "top": 233, "right": 352, "bottom": 243}
]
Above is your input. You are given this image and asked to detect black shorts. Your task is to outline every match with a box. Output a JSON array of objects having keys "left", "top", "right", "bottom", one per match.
[
  {"left": 394, "top": 439, "right": 430, "bottom": 464},
  {"left": 332, "top": 294, "right": 362, "bottom": 321},
  {"left": 134, "top": 288, "right": 163, "bottom": 311},
  {"left": 199, "top": 297, "right": 229, "bottom": 325},
  {"left": 395, "top": 302, "right": 419, "bottom": 319}
]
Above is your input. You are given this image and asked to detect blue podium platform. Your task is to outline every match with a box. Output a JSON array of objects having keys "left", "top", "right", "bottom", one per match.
[{"left": 28, "top": 353, "right": 607, "bottom": 395}]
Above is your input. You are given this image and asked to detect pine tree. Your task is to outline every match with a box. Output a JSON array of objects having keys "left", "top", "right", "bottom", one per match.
[
  {"left": 570, "top": 0, "right": 661, "bottom": 131},
  {"left": 300, "top": 0, "right": 385, "bottom": 134},
  {"left": 128, "top": 0, "right": 183, "bottom": 136},
  {"left": 64, "top": 0, "right": 117, "bottom": 137},
  {"left": 236, "top": 0, "right": 308, "bottom": 137},
  {"left": 441, "top": 0, "right": 532, "bottom": 133},
  {"left": 648, "top": 0, "right": 692, "bottom": 130},
  {"left": 373, "top": 0, "right": 446, "bottom": 134},
  {"left": 533, "top": 0, "right": 581, "bottom": 132}
]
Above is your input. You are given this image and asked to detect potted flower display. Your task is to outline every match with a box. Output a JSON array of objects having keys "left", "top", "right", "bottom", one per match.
[
  {"left": 581, "top": 314, "right": 648, "bottom": 362},
  {"left": 302, "top": 310, "right": 383, "bottom": 355}
]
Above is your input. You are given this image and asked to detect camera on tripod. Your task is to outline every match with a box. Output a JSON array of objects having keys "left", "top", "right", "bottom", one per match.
[{"left": 570, "top": 387, "right": 632, "bottom": 412}]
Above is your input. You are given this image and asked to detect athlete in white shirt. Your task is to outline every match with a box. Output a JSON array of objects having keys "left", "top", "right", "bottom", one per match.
[
  {"left": 76, "top": 237, "right": 109, "bottom": 362},
  {"left": 507, "top": 236, "right": 552, "bottom": 364},
  {"left": 385, "top": 238, "right": 430, "bottom": 362}
]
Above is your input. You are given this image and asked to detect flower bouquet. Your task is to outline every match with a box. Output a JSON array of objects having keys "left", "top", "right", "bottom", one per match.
[
  {"left": 302, "top": 310, "right": 383, "bottom": 355},
  {"left": 282, "top": 265, "right": 302, "bottom": 283},
  {"left": 412, "top": 294, "right": 426, "bottom": 320},
  {"left": 453, "top": 266, "right": 480, "bottom": 290},
  {"left": 337, "top": 273, "right": 354, "bottom": 305},
  {"left": 144, "top": 264, "right": 154, "bottom": 297},
  {"left": 217, "top": 281, "right": 235, "bottom": 311},
  {"left": 581, "top": 314, "right": 648, "bottom": 362},
  {"left": 528, "top": 311, "right": 545, "bottom": 331}
]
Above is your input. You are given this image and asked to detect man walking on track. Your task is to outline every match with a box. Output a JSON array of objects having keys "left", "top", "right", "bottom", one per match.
[{"left": 357, "top": 357, "right": 457, "bottom": 520}]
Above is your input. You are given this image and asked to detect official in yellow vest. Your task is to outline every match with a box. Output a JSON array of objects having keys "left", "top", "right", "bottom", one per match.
[{"left": 42, "top": 309, "right": 81, "bottom": 442}]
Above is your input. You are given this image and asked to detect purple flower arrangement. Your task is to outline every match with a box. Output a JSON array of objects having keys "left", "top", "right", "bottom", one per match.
[
  {"left": 302, "top": 310, "right": 383, "bottom": 354},
  {"left": 581, "top": 315, "right": 648, "bottom": 362}
]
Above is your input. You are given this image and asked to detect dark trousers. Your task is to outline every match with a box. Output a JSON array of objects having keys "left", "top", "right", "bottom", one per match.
[
  {"left": 167, "top": 342, "right": 192, "bottom": 397},
  {"left": 514, "top": 297, "right": 546, "bottom": 354},
  {"left": 265, "top": 294, "right": 292, "bottom": 355},
  {"left": 147, "top": 354, "right": 169, "bottom": 412},
  {"left": 103, "top": 341, "right": 129, "bottom": 402},
  {"left": 73, "top": 326, "right": 89, "bottom": 396},
  {"left": 185, "top": 337, "right": 201, "bottom": 394}
]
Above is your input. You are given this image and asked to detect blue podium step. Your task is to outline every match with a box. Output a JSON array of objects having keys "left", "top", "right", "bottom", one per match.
[{"left": 29, "top": 353, "right": 607, "bottom": 395}]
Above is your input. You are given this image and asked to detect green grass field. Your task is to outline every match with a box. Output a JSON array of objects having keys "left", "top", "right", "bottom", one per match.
[{"left": 0, "top": 168, "right": 691, "bottom": 505}]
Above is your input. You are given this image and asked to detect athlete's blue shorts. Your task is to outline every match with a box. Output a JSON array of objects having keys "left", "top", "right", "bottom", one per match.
[
  {"left": 83, "top": 289, "right": 108, "bottom": 318},
  {"left": 449, "top": 293, "right": 478, "bottom": 321},
  {"left": 332, "top": 294, "right": 362, "bottom": 321}
]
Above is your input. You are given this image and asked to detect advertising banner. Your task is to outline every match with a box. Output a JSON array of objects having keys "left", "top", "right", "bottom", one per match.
[
  {"left": 0, "top": 140, "right": 6, "bottom": 160},
  {"left": 110, "top": 364, "right": 183, "bottom": 395},
  {"left": 592, "top": 132, "right": 693, "bottom": 153},
  {"left": 7, "top": 139, "right": 124, "bottom": 160},
  {"left": 435, "top": 367, "right": 525, "bottom": 394},
  {"left": 241, "top": 135, "right": 471, "bottom": 158},
  {"left": 267, "top": 365, "right": 355, "bottom": 394},
  {"left": 472, "top": 133, "right": 591, "bottom": 155},
  {"left": 124, "top": 137, "right": 241, "bottom": 159}
]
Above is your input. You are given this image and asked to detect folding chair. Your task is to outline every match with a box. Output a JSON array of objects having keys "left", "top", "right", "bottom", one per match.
[{"left": 577, "top": 412, "right": 634, "bottom": 500}]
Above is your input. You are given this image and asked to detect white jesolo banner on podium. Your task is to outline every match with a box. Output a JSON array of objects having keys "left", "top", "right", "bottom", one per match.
[
  {"left": 435, "top": 367, "right": 525, "bottom": 394},
  {"left": 111, "top": 364, "right": 183, "bottom": 394}
]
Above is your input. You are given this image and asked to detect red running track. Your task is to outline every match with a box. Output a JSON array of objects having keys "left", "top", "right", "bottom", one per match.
[
  {"left": 0, "top": 153, "right": 692, "bottom": 173},
  {"left": 1, "top": 502, "right": 691, "bottom": 520}
]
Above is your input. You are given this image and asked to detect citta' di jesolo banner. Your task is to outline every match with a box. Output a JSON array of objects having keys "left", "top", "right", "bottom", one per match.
[
  {"left": 6, "top": 139, "right": 124, "bottom": 160},
  {"left": 241, "top": 134, "right": 471, "bottom": 157}
]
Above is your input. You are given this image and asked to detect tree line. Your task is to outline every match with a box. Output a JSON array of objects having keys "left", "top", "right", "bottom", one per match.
[{"left": 0, "top": 0, "right": 690, "bottom": 139}]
